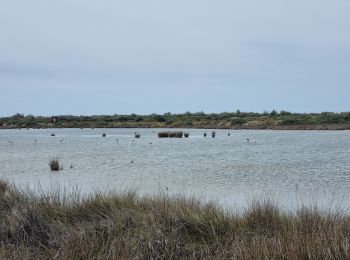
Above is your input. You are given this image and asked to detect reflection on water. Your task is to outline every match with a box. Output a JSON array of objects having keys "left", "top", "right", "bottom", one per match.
[{"left": 1, "top": 128, "right": 350, "bottom": 210}]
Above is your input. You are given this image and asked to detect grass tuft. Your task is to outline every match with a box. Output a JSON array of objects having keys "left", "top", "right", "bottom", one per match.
[{"left": 49, "top": 159, "right": 60, "bottom": 171}]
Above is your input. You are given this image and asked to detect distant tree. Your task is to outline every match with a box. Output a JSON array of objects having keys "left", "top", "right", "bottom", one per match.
[
  {"left": 194, "top": 111, "right": 205, "bottom": 116},
  {"left": 13, "top": 113, "right": 24, "bottom": 118},
  {"left": 152, "top": 114, "right": 166, "bottom": 122},
  {"left": 280, "top": 110, "right": 291, "bottom": 116},
  {"left": 270, "top": 109, "right": 278, "bottom": 116}
]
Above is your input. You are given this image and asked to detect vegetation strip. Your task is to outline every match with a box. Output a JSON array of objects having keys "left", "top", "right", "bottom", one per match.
[{"left": 1, "top": 111, "right": 350, "bottom": 130}]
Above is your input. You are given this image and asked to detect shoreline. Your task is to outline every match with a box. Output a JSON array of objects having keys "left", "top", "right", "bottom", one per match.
[{"left": 2, "top": 112, "right": 350, "bottom": 131}]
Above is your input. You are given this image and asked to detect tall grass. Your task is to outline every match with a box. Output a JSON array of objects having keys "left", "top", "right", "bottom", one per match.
[{"left": 0, "top": 180, "right": 349, "bottom": 259}]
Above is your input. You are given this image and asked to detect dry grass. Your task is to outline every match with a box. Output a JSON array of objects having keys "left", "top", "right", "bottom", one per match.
[{"left": 0, "top": 180, "right": 349, "bottom": 259}]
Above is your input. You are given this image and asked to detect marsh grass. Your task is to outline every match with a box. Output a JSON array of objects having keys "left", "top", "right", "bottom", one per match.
[
  {"left": 49, "top": 159, "right": 60, "bottom": 171},
  {"left": 0, "top": 180, "right": 349, "bottom": 259},
  {"left": 158, "top": 131, "right": 183, "bottom": 138},
  {"left": 158, "top": 131, "right": 169, "bottom": 138},
  {"left": 169, "top": 131, "right": 183, "bottom": 138}
]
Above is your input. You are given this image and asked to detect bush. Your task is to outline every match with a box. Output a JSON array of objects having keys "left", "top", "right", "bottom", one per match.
[
  {"left": 231, "top": 117, "right": 247, "bottom": 125},
  {"left": 152, "top": 114, "right": 167, "bottom": 122},
  {"left": 184, "top": 120, "right": 193, "bottom": 126},
  {"left": 49, "top": 159, "right": 60, "bottom": 171}
]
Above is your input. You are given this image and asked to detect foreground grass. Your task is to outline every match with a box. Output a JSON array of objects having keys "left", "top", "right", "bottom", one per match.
[{"left": 0, "top": 181, "right": 349, "bottom": 259}]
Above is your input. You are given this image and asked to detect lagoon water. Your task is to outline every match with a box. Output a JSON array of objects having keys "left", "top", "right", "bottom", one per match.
[{"left": 1, "top": 128, "right": 350, "bottom": 211}]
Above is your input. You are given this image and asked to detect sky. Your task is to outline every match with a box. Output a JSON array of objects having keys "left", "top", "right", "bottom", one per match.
[{"left": 0, "top": 0, "right": 349, "bottom": 116}]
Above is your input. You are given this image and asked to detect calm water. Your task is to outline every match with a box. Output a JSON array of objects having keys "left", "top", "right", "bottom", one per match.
[{"left": 1, "top": 128, "right": 350, "bottom": 210}]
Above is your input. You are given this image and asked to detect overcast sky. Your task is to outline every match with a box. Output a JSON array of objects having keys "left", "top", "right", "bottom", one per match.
[{"left": 0, "top": 0, "right": 349, "bottom": 116}]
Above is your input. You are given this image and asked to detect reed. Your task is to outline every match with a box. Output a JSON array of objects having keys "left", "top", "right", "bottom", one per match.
[
  {"left": 158, "top": 131, "right": 169, "bottom": 138},
  {"left": 169, "top": 131, "right": 183, "bottom": 138},
  {"left": 49, "top": 159, "right": 60, "bottom": 171},
  {"left": 158, "top": 131, "right": 183, "bottom": 138},
  {"left": 0, "top": 180, "right": 349, "bottom": 259}
]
